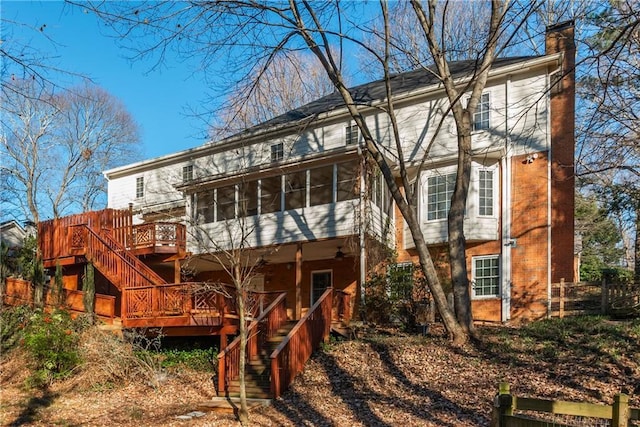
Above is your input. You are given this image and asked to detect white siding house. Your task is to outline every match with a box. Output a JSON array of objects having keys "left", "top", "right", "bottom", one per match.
[{"left": 104, "top": 23, "right": 576, "bottom": 323}]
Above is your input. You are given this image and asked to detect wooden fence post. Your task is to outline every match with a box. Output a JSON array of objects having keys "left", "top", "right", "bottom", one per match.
[
  {"left": 491, "top": 382, "right": 514, "bottom": 427},
  {"left": 612, "top": 393, "right": 629, "bottom": 427},
  {"left": 601, "top": 279, "right": 608, "bottom": 315},
  {"left": 559, "top": 279, "right": 565, "bottom": 318}
]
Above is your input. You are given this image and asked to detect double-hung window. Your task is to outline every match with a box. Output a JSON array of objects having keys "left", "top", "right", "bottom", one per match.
[
  {"left": 473, "top": 93, "right": 490, "bottom": 131},
  {"left": 426, "top": 173, "right": 456, "bottom": 220},
  {"left": 345, "top": 124, "right": 359, "bottom": 145},
  {"left": 472, "top": 256, "right": 500, "bottom": 297},
  {"left": 271, "top": 143, "right": 284, "bottom": 162},
  {"left": 387, "top": 262, "right": 414, "bottom": 301},
  {"left": 182, "top": 165, "right": 194, "bottom": 183},
  {"left": 135, "top": 176, "right": 144, "bottom": 199},
  {"left": 478, "top": 169, "right": 494, "bottom": 216}
]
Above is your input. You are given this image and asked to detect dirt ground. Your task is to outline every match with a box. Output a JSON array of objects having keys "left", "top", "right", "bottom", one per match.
[{"left": 1, "top": 322, "right": 638, "bottom": 426}]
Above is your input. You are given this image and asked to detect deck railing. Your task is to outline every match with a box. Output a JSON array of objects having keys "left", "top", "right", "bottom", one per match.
[
  {"left": 217, "top": 292, "right": 288, "bottom": 396},
  {"left": 39, "top": 209, "right": 186, "bottom": 261},
  {"left": 39, "top": 209, "right": 132, "bottom": 260},
  {"left": 2, "top": 277, "right": 116, "bottom": 319},
  {"left": 271, "top": 288, "right": 332, "bottom": 398},
  {"left": 131, "top": 222, "right": 186, "bottom": 251},
  {"left": 70, "top": 224, "right": 167, "bottom": 289}
]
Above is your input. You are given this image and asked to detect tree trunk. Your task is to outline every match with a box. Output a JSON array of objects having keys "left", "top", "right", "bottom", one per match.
[
  {"left": 234, "top": 264, "right": 249, "bottom": 426},
  {"left": 634, "top": 201, "right": 639, "bottom": 283},
  {"left": 406, "top": 217, "right": 468, "bottom": 345},
  {"left": 82, "top": 263, "right": 96, "bottom": 322},
  {"left": 448, "top": 126, "right": 474, "bottom": 335}
]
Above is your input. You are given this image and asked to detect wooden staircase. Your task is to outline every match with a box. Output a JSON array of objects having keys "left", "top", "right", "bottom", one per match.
[
  {"left": 225, "top": 321, "right": 296, "bottom": 399},
  {"left": 218, "top": 288, "right": 334, "bottom": 400},
  {"left": 70, "top": 223, "right": 168, "bottom": 290}
]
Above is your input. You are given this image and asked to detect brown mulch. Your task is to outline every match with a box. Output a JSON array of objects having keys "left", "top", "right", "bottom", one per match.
[{"left": 1, "top": 324, "right": 638, "bottom": 427}]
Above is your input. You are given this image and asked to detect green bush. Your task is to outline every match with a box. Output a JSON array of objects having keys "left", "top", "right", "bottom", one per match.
[
  {"left": 0, "top": 304, "right": 33, "bottom": 353},
  {"left": 159, "top": 347, "right": 217, "bottom": 371},
  {"left": 22, "top": 309, "right": 81, "bottom": 387}
]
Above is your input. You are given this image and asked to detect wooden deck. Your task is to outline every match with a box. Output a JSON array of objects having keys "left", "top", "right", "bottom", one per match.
[
  {"left": 2, "top": 208, "right": 354, "bottom": 398},
  {"left": 38, "top": 209, "right": 186, "bottom": 268}
]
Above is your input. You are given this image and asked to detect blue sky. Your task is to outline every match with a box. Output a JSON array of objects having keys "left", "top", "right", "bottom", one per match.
[{"left": 3, "top": 1, "right": 211, "bottom": 159}]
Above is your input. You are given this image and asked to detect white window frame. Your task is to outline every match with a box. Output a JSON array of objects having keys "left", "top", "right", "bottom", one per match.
[
  {"left": 426, "top": 172, "right": 456, "bottom": 221},
  {"left": 472, "top": 255, "right": 500, "bottom": 298},
  {"left": 478, "top": 168, "right": 495, "bottom": 217},
  {"left": 271, "top": 142, "right": 284, "bottom": 163},
  {"left": 310, "top": 270, "right": 332, "bottom": 306},
  {"left": 345, "top": 123, "right": 359, "bottom": 145},
  {"left": 182, "top": 164, "right": 194, "bottom": 183},
  {"left": 387, "top": 262, "right": 414, "bottom": 301},
  {"left": 135, "top": 176, "right": 144, "bottom": 199},
  {"left": 472, "top": 92, "right": 490, "bottom": 131}
]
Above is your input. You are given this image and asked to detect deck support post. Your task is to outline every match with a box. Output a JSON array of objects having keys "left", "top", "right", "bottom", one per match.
[
  {"left": 295, "top": 243, "right": 302, "bottom": 320},
  {"left": 220, "top": 333, "right": 227, "bottom": 350},
  {"left": 174, "top": 258, "right": 181, "bottom": 284}
]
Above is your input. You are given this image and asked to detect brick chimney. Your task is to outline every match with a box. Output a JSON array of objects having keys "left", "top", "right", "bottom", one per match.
[{"left": 546, "top": 21, "right": 576, "bottom": 282}]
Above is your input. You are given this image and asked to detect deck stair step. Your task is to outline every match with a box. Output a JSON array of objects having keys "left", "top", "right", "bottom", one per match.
[{"left": 222, "top": 320, "right": 297, "bottom": 399}]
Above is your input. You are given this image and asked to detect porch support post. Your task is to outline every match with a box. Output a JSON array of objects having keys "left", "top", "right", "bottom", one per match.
[
  {"left": 220, "top": 333, "right": 227, "bottom": 350},
  {"left": 295, "top": 243, "right": 303, "bottom": 320},
  {"left": 174, "top": 259, "right": 181, "bottom": 284}
]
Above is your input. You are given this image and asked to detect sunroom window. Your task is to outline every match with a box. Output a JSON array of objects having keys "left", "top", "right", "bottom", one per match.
[
  {"left": 310, "top": 165, "right": 334, "bottom": 206},
  {"left": 285, "top": 171, "right": 307, "bottom": 210},
  {"left": 216, "top": 185, "right": 235, "bottom": 221},
  {"left": 260, "top": 176, "right": 282, "bottom": 214}
]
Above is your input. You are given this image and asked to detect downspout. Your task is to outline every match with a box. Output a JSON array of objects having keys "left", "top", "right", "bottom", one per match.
[{"left": 501, "top": 77, "right": 512, "bottom": 322}]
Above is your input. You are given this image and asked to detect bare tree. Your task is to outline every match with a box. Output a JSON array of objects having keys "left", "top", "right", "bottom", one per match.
[
  {"left": 186, "top": 193, "right": 270, "bottom": 426},
  {"left": 210, "top": 51, "right": 334, "bottom": 138},
  {"left": 80, "top": 0, "right": 556, "bottom": 344},
  {"left": 0, "top": 80, "right": 141, "bottom": 223}
]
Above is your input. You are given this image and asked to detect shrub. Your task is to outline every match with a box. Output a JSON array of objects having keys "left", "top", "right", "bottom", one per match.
[
  {"left": 159, "top": 347, "right": 217, "bottom": 371},
  {"left": 22, "top": 309, "right": 81, "bottom": 387},
  {"left": 0, "top": 304, "right": 33, "bottom": 353}
]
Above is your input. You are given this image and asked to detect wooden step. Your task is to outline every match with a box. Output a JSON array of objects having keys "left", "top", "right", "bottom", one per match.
[
  {"left": 225, "top": 389, "right": 272, "bottom": 399},
  {"left": 230, "top": 371, "right": 270, "bottom": 385}
]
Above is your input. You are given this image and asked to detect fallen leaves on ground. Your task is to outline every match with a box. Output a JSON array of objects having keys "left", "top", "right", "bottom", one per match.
[{"left": 1, "top": 320, "right": 638, "bottom": 426}]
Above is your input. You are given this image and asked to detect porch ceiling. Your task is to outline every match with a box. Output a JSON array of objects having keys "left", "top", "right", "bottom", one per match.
[{"left": 182, "top": 236, "right": 358, "bottom": 272}]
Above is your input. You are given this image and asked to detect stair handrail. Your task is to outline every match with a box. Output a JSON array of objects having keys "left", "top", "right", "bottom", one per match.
[
  {"left": 71, "top": 223, "right": 167, "bottom": 288},
  {"left": 270, "top": 288, "right": 332, "bottom": 399},
  {"left": 217, "top": 292, "right": 287, "bottom": 396},
  {"left": 99, "top": 230, "right": 169, "bottom": 286}
]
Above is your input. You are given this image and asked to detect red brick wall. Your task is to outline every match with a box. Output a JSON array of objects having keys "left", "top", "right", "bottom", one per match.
[
  {"left": 510, "top": 153, "right": 551, "bottom": 320},
  {"left": 547, "top": 21, "right": 576, "bottom": 283}
]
